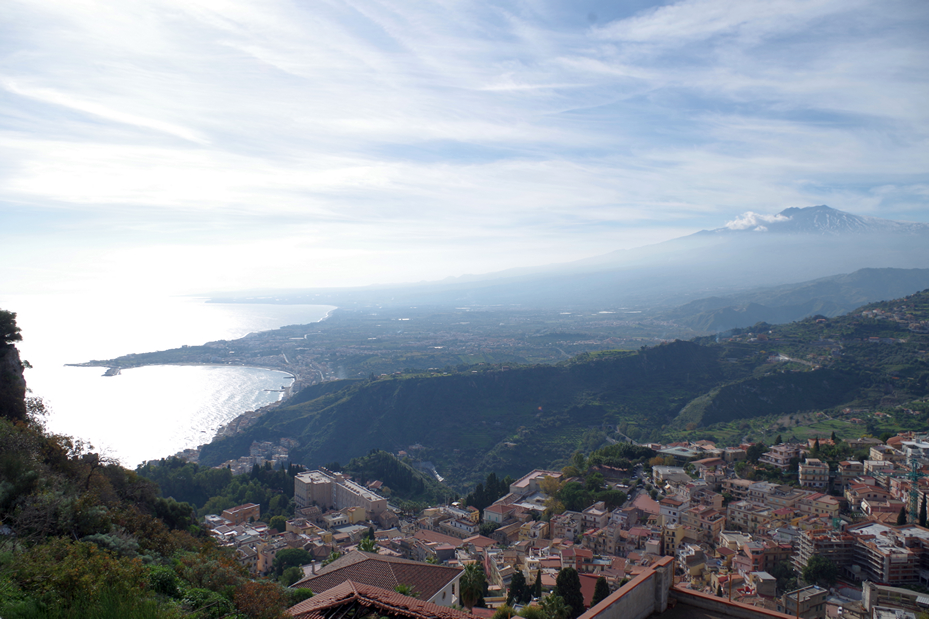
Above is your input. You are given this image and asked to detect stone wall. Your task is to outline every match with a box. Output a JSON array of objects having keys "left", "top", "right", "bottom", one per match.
[
  {"left": 579, "top": 556, "right": 674, "bottom": 619},
  {"left": 669, "top": 588, "right": 795, "bottom": 619}
]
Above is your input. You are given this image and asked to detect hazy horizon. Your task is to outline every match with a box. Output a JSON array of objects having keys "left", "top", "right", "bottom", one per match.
[{"left": 3, "top": 0, "right": 928, "bottom": 300}]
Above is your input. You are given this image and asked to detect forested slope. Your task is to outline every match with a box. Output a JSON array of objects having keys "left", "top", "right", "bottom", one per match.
[{"left": 200, "top": 291, "right": 929, "bottom": 489}]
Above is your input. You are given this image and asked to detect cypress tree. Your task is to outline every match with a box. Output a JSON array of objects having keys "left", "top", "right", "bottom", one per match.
[
  {"left": 533, "top": 569, "right": 542, "bottom": 598},
  {"left": 920, "top": 494, "right": 927, "bottom": 528},
  {"left": 591, "top": 577, "right": 610, "bottom": 607},
  {"left": 555, "top": 568, "right": 585, "bottom": 619},
  {"left": 898, "top": 504, "right": 908, "bottom": 525}
]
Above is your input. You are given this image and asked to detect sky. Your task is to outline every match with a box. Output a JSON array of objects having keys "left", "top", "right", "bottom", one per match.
[{"left": 2, "top": 0, "right": 928, "bottom": 297}]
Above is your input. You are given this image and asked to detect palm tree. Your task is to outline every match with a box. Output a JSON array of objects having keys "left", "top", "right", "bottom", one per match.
[
  {"left": 359, "top": 537, "right": 378, "bottom": 553},
  {"left": 395, "top": 584, "right": 419, "bottom": 598},
  {"left": 460, "top": 563, "right": 486, "bottom": 612}
]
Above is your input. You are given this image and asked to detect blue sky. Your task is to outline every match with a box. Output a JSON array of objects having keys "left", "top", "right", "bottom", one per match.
[{"left": 1, "top": 0, "right": 928, "bottom": 296}]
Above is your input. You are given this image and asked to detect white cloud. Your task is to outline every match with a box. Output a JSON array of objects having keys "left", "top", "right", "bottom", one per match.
[
  {"left": 0, "top": 0, "right": 927, "bottom": 295},
  {"left": 725, "top": 212, "right": 790, "bottom": 230}
]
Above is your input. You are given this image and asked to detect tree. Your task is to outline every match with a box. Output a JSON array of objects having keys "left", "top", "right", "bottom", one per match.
[
  {"left": 322, "top": 550, "right": 341, "bottom": 566},
  {"left": 585, "top": 473, "right": 605, "bottom": 493},
  {"left": 746, "top": 443, "right": 767, "bottom": 462},
  {"left": 571, "top": 451, "right": 587, "bottom": 473},
  {"left": 359, "top": 536, "right": 378, "bottom": 553},
  {"left": 272, "top": 548, "right": 312, "bottom": 577},
  {"left": 774, "top": 435, "right": 783, "bottom": 445},
  {"left": 519, "top": 605, "right": 545, "bottom": 619},
  {"left": 508, "top": 571, "right": 531, "bottom": 606},
  {"left": 813, "top": 438, "right": 820, "bottom": 454},
  {"left": 831, "top": 431, "right": 838, "bottom": 443},
  {"left": 460, "top": 563, "right": 486, "bottom": 612},
  {"left": 281, "top": 566, "right": 304, "bottom": 587},
  {"left": 394, "top": 584, "right": 419, "bottom": 598},
  {"left": 591, "top": 577, "right": 610, "bottom": 607},
  {"left": 269, "top": 515, "right": 287, "bottom": 532},
  {"left": 921, "top": 494, "right": 928, "bottom": 528},
  {"left": 1, "top": 310, "right": 22, "bottom": 346},
  {"left": 533, "top": 569, "right": 542, "bottom": 598},
  {"left": 802, "top": 556, "right": 838, "bottom": 588},
  {"left": 539, "top": 593, "right": 571, "bottom": 619},
  {"left": 558, "top": 483, "right": 592, "bottom": 512},
  {"left": 555, "top": 568, "right": 585, "bottom": 619},
  {"left": 492, "top": 605, "right": 517, "bottom": 619},
  {"left": 898, "top": 504, "right": 908, "bottom": 525}
]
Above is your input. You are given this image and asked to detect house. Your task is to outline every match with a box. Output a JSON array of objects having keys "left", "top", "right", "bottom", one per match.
[
  {"left": 287, "top": 581, "right": 473, "bottom": 619},
  {"left": 291, "top": 550, "right": 463, "bottom": 607},
  {"left": 222, "top": 503, "right": 261, "bottom": 525},
  {"left": 582, "top": 502, "right": 611, "bottom": 530},
  {"left": 759, "top": 444, "right": 802, "bottom": 470},
  {"left": 508, "top": 470, "right": 562, "bottom": 496},
  {"left": 777, "top": 585, "right": 827, "bottom": 619},
  {"left": 483, "top": 503, "right": 517, "bottom": 524},
  {"left": 659, "top": 497, "right": 685, "bottom": 525},
  {"left": 835, "top": 461, "right": 864, "bottom": 491},
  {"left": 798, "top": 459, "right": 829, "bottom": 490}
]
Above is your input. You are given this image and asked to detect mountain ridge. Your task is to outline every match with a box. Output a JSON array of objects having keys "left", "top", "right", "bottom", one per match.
[{"left": 209, "top": 206, "right": 929, "bottom": 309}]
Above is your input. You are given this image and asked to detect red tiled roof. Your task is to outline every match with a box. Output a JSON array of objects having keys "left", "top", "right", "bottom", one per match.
[
  {"left": 484, "top": 504, "right": 514, "bottom": 514},
  {"left": 462, "top": 535, "right": 497, "bottom": 548},
  {"left": 579, "top": 573, "right": 599, "bottom": 608},
  {"left": 632, "top": 495, "right": 659, "bottom": 515},
  {"left": 414, "top": 530, "right": 462, "bottom": 546},
  {"left": 292, "top": 551, "right": 462, "bottom": 601},
  {"left": 287, "top": 580, "right": 471, "bottom": 619}
]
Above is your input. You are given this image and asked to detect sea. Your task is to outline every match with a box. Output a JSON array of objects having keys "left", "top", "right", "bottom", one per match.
[{"left": 1, "top": 293, "right": 334, "bottom": 468}]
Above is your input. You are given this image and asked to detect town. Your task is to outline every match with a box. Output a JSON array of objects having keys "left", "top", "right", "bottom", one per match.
[{"left": 197, "top": 432, "right": 929, "bottom": 619}]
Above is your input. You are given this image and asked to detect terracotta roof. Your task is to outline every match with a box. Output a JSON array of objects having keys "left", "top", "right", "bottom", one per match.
[
  {"left": 462, "top": 535, "right": 497, "bottom": 548},
  {"left": 292, "top": 551, "right": 462, "bottom": 601},
  {"left": 414, "top": 530, "right": 462, "bottom": 546},
  {"left": 287, "top": 580, "right": 471, "bottom": 619},
  {"left": 579, "top": 573, "right": 599, "bottom": 608},
  {"left": 631, "top": 494, "right": 659, "bottom": 515},
  {"left": 484, "top": 504, "right": 515, "bottom": 514}
]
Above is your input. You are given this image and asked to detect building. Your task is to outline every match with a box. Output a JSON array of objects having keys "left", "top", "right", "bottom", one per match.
[
  {"left": 508, "top": 470, "right": 562, "bottom": 496},
  {"left": 659, "top": 497, "right": 685, "bottom": 526},
  {"left": 292, "top": 550, "right": 463, "bottom": 607},
  {"left": 798, "top": 459, "right": 829, "bottom": 490},
  {"left": 835, "top": 461, "right": 864, "bottom": 491},
  {"left": 795, "top": 523, "right": 929, "bottom": 586},
  {"left": 759, "top": 444, "right": 802, "bottom": 470},
  {"left": 222, "top": 503, "right": 261, "bottom": 525},
  {"left": 288, "top": 581, "right": 473, "bottom": 619},
  {"left": 295, "top": 469, "right": 387, "bottom": 515},
  {"left": 776, "top": 585, "right": 827, "bottom": 619},
  {"left": 680, "top": 505, "right": 726, "bottom": 545}
]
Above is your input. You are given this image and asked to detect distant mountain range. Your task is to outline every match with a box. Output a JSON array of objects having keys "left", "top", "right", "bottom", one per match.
[
  {"left": 211, "top": 206, "right": 929, "bottom": 310},
  {"left": 659, "top": 267, "right": 929, "bottom": 332}
]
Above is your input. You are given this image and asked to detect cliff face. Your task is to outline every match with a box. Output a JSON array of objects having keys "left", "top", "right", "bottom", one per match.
[{"left": 0, "top": 345, "right": 27, "bottom": 422}]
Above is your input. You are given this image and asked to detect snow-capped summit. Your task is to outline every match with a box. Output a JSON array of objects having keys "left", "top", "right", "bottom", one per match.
[{"left": 716, "top": 205, "right": 929, "bottom": 235}]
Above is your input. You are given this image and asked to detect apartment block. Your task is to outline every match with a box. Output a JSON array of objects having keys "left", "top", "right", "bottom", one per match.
[
  {"left": 799, "top": 459, "right": 829, "bottom": 490},
  {"left": 294, "top": 469, "right": 387, "bottom": 515}
]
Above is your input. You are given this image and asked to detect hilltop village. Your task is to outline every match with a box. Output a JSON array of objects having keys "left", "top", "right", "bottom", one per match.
[{"left": 192, "top": 431, "right": 929, "bottom": 619}]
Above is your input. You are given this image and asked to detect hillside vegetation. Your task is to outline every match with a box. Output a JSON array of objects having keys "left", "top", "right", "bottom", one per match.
[
  {"left": 0, "top": 313, "right": 311, "bottom": 618},
  {"left": 200, "top": 290, "right": 929, "bottom": 489}
]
